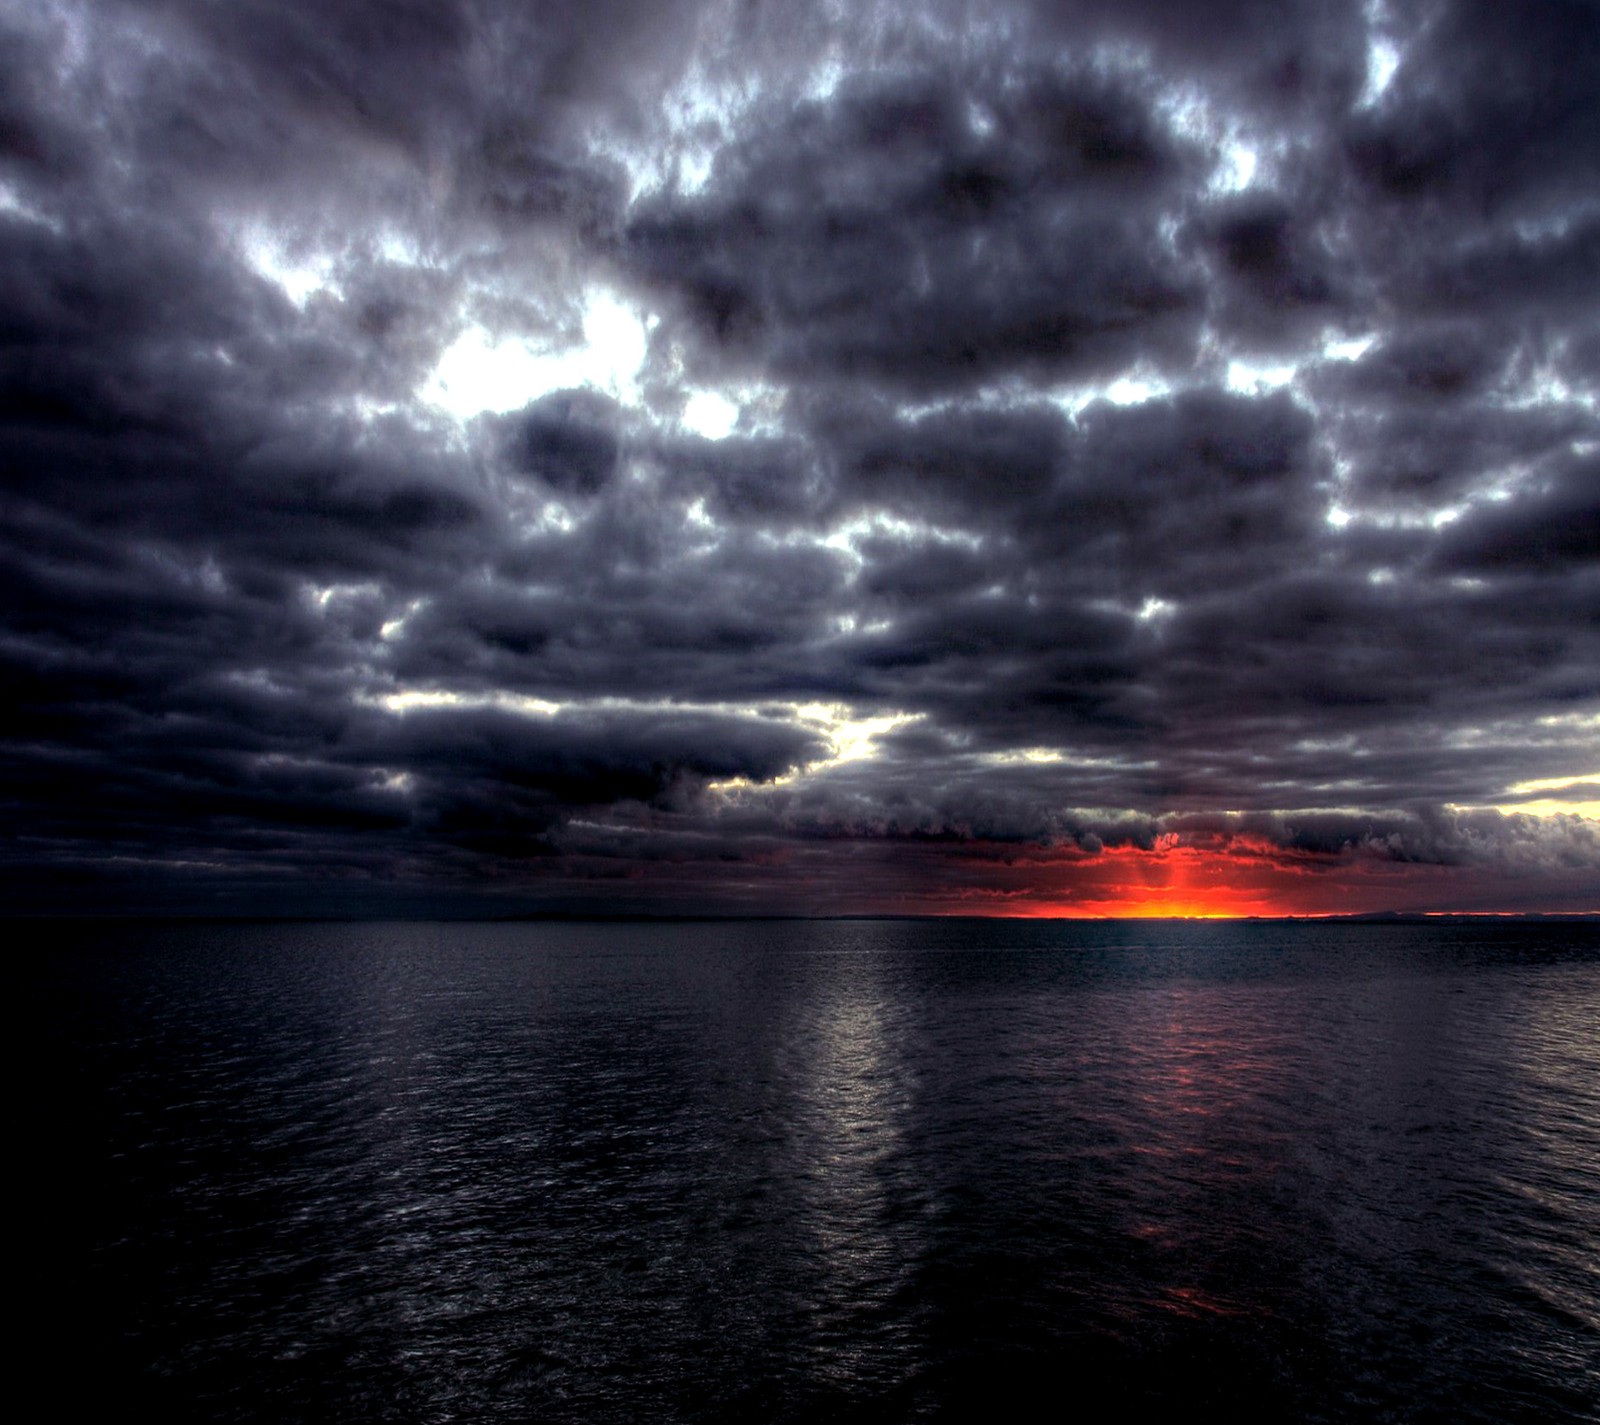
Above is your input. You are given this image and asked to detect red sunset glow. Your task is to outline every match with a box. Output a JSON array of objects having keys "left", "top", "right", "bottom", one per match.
[{"left": 903, "top": 836, "right": 1541, "bottom": 919}]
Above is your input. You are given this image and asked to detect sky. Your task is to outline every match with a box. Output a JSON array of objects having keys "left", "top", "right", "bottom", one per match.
[{"left": 1, "top": 0, "right": 1596, "bottom": 917}]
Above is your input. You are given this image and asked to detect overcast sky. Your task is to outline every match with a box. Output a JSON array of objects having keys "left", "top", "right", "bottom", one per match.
[{"left": 2, "top": 0, "right": 1596, "bottom": 916}]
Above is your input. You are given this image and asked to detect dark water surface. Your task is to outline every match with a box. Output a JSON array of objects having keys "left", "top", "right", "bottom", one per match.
[{"left": 29, "top": 919, "right": 1600, "bottom": 1421}]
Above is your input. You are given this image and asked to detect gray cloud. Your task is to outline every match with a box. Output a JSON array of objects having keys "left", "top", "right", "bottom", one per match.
[{"left": 1, "top": 0, "right": 1596, "bottom": 914}]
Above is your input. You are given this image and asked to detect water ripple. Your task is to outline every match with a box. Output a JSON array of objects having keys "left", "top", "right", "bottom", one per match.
[{"left": 28, "top": 918, "right": 1600, "bottom": 1422}]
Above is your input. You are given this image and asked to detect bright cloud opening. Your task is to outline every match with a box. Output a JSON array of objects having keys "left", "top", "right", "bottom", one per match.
[
  {"left": 239, "top": 225, "right": 342, "bottom": 307},
  {"left": 682, "top": 389, "right": 741, "bottom": 438},
  {"left": 424, "top": 288, "right": 650, "bottom": 419}
]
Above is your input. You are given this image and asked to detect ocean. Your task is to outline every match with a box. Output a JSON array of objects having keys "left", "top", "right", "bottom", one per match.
[{"left": 28, "top": 918, "right": 1599, "bottom": 1421}]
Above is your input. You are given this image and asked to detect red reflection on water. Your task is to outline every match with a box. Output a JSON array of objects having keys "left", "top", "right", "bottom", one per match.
[
  {"left": 1111, "top": 980, "right": 1301, "bottom": 1310},
  {"left": 1157, "top": 1284, "right": 1257, "bottom": 1319}
]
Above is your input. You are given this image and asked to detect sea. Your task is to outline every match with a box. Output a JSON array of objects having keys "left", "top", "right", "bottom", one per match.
[{"left": 27, "top": 917, "right": 1600, "bottom": 1422}]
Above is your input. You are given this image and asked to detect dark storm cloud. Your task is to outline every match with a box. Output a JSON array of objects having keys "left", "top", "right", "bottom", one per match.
[
  {"left": 499, "top": 390, "right": 623, "bottom": 497},
  {"left": 2, "top": 0, "right": 1596, "bottom": 913},
  {"left": 648, "top": 429, "right": 826, "bottom": 526},
  {"left": 1433, "top": 455, "right": 1600, "bottom": 574},
  {"left": 625, "top": 59, "right": 1207, "bottom": 396},
  {"left": 1195, "top": 191, "right": 1350, "bottom": 350},
  {"left": 808, "top": 395, "right": 1070, "bottom": 519},
  {"left": 1342, "top": 0, "right": 1600, "bottom": 212}
]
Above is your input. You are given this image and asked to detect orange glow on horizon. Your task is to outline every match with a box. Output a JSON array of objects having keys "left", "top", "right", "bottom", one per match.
[{"left": 915, "top": 836, "right": 1471, "bottom": 919}]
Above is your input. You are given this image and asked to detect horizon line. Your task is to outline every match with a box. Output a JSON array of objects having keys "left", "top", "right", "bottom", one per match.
[{"left": 7, "top": 910, "right": 1597, "bottom": 924}]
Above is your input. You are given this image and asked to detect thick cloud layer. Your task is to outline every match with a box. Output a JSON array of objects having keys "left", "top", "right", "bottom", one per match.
[{"left": 2, "top": 0, "right": 1596, "bottom": 914}]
